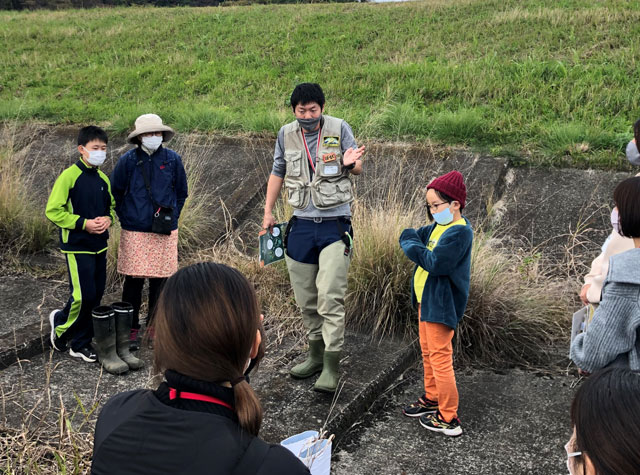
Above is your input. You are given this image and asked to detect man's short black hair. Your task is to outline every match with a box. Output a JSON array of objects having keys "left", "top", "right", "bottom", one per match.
[
  {"left": 78, "top": 126, "right": 108, "bottom": 147},
  {"left": 290, "top": 83, "right": 325, "bottom": 111},
  {"left": 614, "top": 176, "right": 640, "bottom": 238}
]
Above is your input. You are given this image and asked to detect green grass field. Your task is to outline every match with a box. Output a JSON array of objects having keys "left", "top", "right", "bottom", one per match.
[{"left": 3, "top": 0, "right": 640, "bottom": 167}]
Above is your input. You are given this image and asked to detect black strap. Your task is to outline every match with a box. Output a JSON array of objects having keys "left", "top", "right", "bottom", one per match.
[
  {"left": 232, "top": 437, "right": 270, "bottom": 475},
  {"left": 336, "top": 217, "right": 353, "bottom": 251},
  {"left": 137, "top": 156, "right": 158, "bottom": 209},
  {"left": 283, "top": 216, "right": 297, "bottom": 250}
]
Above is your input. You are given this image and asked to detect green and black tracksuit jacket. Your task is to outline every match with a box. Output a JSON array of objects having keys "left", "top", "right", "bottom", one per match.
[
  {"left": 45, "top": 159, "right": 116, "bottom": 345},
  {"left": 45, "top": 159, "right": 116, "bottom": 254}
]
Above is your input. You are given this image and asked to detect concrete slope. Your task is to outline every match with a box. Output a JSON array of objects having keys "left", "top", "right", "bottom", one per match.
[{"left": 333, "top": 367, "right": 578, "bottom": 475}]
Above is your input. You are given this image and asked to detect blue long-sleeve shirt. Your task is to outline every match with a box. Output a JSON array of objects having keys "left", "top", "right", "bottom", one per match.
[{"left": 399, "top": 218, "right": 473, "bottom": 329}]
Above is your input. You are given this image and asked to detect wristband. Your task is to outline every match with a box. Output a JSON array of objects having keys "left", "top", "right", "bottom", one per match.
[{"left": 344, "top": 162, "right": 356, "bottom": 171}]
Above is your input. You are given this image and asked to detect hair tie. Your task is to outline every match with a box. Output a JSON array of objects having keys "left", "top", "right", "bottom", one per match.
[{"left": 231, "top": 376, "right": 246, "bottom": 387}]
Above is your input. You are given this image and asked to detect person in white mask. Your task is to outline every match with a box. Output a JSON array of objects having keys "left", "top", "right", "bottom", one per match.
[
  {"left": 566, "top": 368, "right": 640, "bottom": 475},
  {"left": 579, "top": 175, "right": 640, "bottom": 306},
  {"left": 110, "top": 114, "right": 188, "bottom": 351},
  {"left": 583, "top": 123, "right": 640, "bottom": 306},
  {"left": 587, "top": 124, "right": 640, "bottom": 302},
  {"left": 45, "top": 125, "right": 115, "bottom": 364}
]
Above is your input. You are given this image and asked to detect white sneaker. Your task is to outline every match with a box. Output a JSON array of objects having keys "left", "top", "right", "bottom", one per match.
[
  {"left": 49, "top": 309, "right": 66, "bottom": 352},
  {"left": 69, "top": 346, "right": 97, "bottom": 363}
]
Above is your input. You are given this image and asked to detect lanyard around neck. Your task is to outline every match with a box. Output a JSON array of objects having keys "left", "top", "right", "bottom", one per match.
[
  {"left": 301, "top": 127, "right": 322, "bottom": 173},
  {"left": 168, "top": 388, "right": 233, "bottom": 410}
]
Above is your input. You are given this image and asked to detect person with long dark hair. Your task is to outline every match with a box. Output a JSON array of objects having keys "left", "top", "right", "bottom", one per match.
[
  {"left": 91, "top": 262, "right": 309, "bottom": 474},
  {"left": 566, "top": 368, "right": 640, "bottom": 474},
  {"left": 571, "top": 176, "right": 640, "bottom": 372}
]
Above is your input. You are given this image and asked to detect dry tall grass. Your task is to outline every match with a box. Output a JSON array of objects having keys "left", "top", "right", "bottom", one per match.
[
  {"left": 347, "top": 187, "right": 571, "bottom": 367},
  {"left": 191, "top": 179, "right": 572, "bottom": 368},
  {"left": 0, "top": 358, "right": 95, "bottom": 473},
  {"left": 0, "top": 126, "right": 52, "bottom": 254},
  {"left": 457, "top": 232, "right": 571, "bottom": 367},
  {"left": 346, "top": 195, "right": 419, "bottom": 338}
]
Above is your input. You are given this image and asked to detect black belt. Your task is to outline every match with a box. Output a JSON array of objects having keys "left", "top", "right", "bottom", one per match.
[{"left": 296, "top": 216, "right": 347, "bottom": 223}]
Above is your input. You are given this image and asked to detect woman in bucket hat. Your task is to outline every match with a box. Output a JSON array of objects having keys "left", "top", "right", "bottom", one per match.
[{"left": 109, "top": 114, "right": 188, "bottom": 350}]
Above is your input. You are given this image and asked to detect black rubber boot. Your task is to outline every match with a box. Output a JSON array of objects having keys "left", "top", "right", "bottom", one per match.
[
  {"left": 92, "top": 306, "right": 129, "bottom": 375},
  {"left": 112, "top": 302, "right": 144, "bottom": 371},
  {"left": 290, "top": 338, "right": 325, "bottom": 379}
]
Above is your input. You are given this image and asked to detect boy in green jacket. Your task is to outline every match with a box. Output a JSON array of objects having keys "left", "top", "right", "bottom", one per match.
[{"left": 45, "top": 126, "right": 115, "bottom": 362}]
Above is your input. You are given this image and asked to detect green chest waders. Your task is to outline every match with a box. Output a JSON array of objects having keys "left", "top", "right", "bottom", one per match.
[{"left": 285, "top": 221, "right": 352, "bottom": 392}]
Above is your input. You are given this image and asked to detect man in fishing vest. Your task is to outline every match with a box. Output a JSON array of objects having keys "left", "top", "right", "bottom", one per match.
[{"left": 262, "top": 83, "right": 365, "bottom": 393}]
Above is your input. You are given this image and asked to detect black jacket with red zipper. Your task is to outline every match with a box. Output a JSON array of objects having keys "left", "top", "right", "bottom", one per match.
[{"left": 91, "top": 370, "right": 309, "bottom": 475}]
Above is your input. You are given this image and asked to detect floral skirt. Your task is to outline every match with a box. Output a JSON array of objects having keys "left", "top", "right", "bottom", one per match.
[{"left": 117, "top": 229, "right": 179, "bottom": 278}]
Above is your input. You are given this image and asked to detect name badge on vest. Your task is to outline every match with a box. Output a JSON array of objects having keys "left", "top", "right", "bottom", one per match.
[
  {"left": 323, "top": 136, "right": 340, "bottom": 147},
  {"left": 322, "top": 153, "right": 339, "bottom": 175}
]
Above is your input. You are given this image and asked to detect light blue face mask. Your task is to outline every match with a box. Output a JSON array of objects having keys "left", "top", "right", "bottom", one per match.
[{"left": 433, "top": 205, "right": 454, "bottom": 225}]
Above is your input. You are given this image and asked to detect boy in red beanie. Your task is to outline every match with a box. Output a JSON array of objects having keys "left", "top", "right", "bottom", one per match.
[{"left": 398, "top": 170, "right": 473, "bottom": 437}]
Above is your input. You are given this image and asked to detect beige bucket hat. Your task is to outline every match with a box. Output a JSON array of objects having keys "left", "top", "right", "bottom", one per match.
[{"left": 127, "top": 114, "right": 175, "bottom": 144}]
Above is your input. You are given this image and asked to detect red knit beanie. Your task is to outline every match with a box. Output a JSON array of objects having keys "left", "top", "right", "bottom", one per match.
[{"left": 427, "top": 170, "right": 467, "bottom": 209}]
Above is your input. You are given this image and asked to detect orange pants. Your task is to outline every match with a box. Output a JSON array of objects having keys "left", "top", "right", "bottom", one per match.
[{"left": 418, "top": 306, "right": 459, "bottom": 422}]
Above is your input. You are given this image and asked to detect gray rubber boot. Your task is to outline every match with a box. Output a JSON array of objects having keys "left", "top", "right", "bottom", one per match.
[
  {"left": 112, "top": 302, "right": 144, "bottom": 371},
  {"left": 314, "top": 351, "right": 341, "bottom": 393},
  {"left": 290, "top": 338, "right": 325, "bottom": 379},
  {"left": 92, "top": 306, "right": 129, "bottom": 375}
]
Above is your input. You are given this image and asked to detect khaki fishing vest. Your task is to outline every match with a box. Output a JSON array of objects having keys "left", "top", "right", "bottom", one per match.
[{"left": 282, "top": 115, "right": 354, "bottom": 210}]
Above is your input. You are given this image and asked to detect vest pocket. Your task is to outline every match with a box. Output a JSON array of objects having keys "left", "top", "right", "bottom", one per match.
[
  {"left": 284, "top": 151, "right": 303, "bottom": 177},
  {"left": 316, "top": 152, "right": 342, "bottom": 177},
  {"left": 287, "top": 185, "right": 306, "bottom": 208},
  {"left": 313, "top": 178, "right": 353, "bottom": 208}
]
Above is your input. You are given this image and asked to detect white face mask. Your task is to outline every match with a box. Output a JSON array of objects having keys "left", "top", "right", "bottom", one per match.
[
  {"left": 142, "top": 135, "right": 163, "bottom": 152},
  {"left": 611, "top": 207, "right": 620, "bottom": 234},
  {"left": 565, "top": 435, "right": 583, "bottom": 475},
  {"left": 84, "top": 149, "right": 106, "bottom": 166}
]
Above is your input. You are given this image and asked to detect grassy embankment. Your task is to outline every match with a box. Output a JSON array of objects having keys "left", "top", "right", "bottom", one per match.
[{"left": 2, "top": 0, "right": 640, "bottom": 168}]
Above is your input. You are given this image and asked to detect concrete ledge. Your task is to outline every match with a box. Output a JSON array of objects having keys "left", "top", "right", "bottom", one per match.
[
  {"left": 0, "top": 322, "right": 49, "bottom": 370},
  {"left": 254, "top": 333, "right": 418, "bottom": 445},
  {"left": 324, "top": 341, "right": 418, "bottom": 439}
]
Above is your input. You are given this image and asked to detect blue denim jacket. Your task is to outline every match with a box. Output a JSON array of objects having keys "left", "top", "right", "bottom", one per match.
[{"left": 110, "top": 146, "right": 188, "bottom": 232}]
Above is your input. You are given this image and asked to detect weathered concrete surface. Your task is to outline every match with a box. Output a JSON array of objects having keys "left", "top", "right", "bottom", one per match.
[
  {"left": 360, "top": 143, "right": 508, "bottom": 225},
  {"left": 498, "top": 167, "right": 631, "bottom": 254},
  {"left": 332, "top": 366, "right": 578, "bottom": 475},
  {"left": 0, "top": 331, "right": 415, "bottom": 447},
  {"left": 0, "top": 271, "right": 120, "bottom": 369},
  {"left": 0, "top": 273, "right": 66, "bottom": 331},
  {"left": 254, "top": 334, "right": 416, "bottom": 443},
  {"left": 6, "top": 125, "right": 632, "bottom": 261},
  {"left": 0, "top": 340, "right": 578, "bottom": 475}
]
